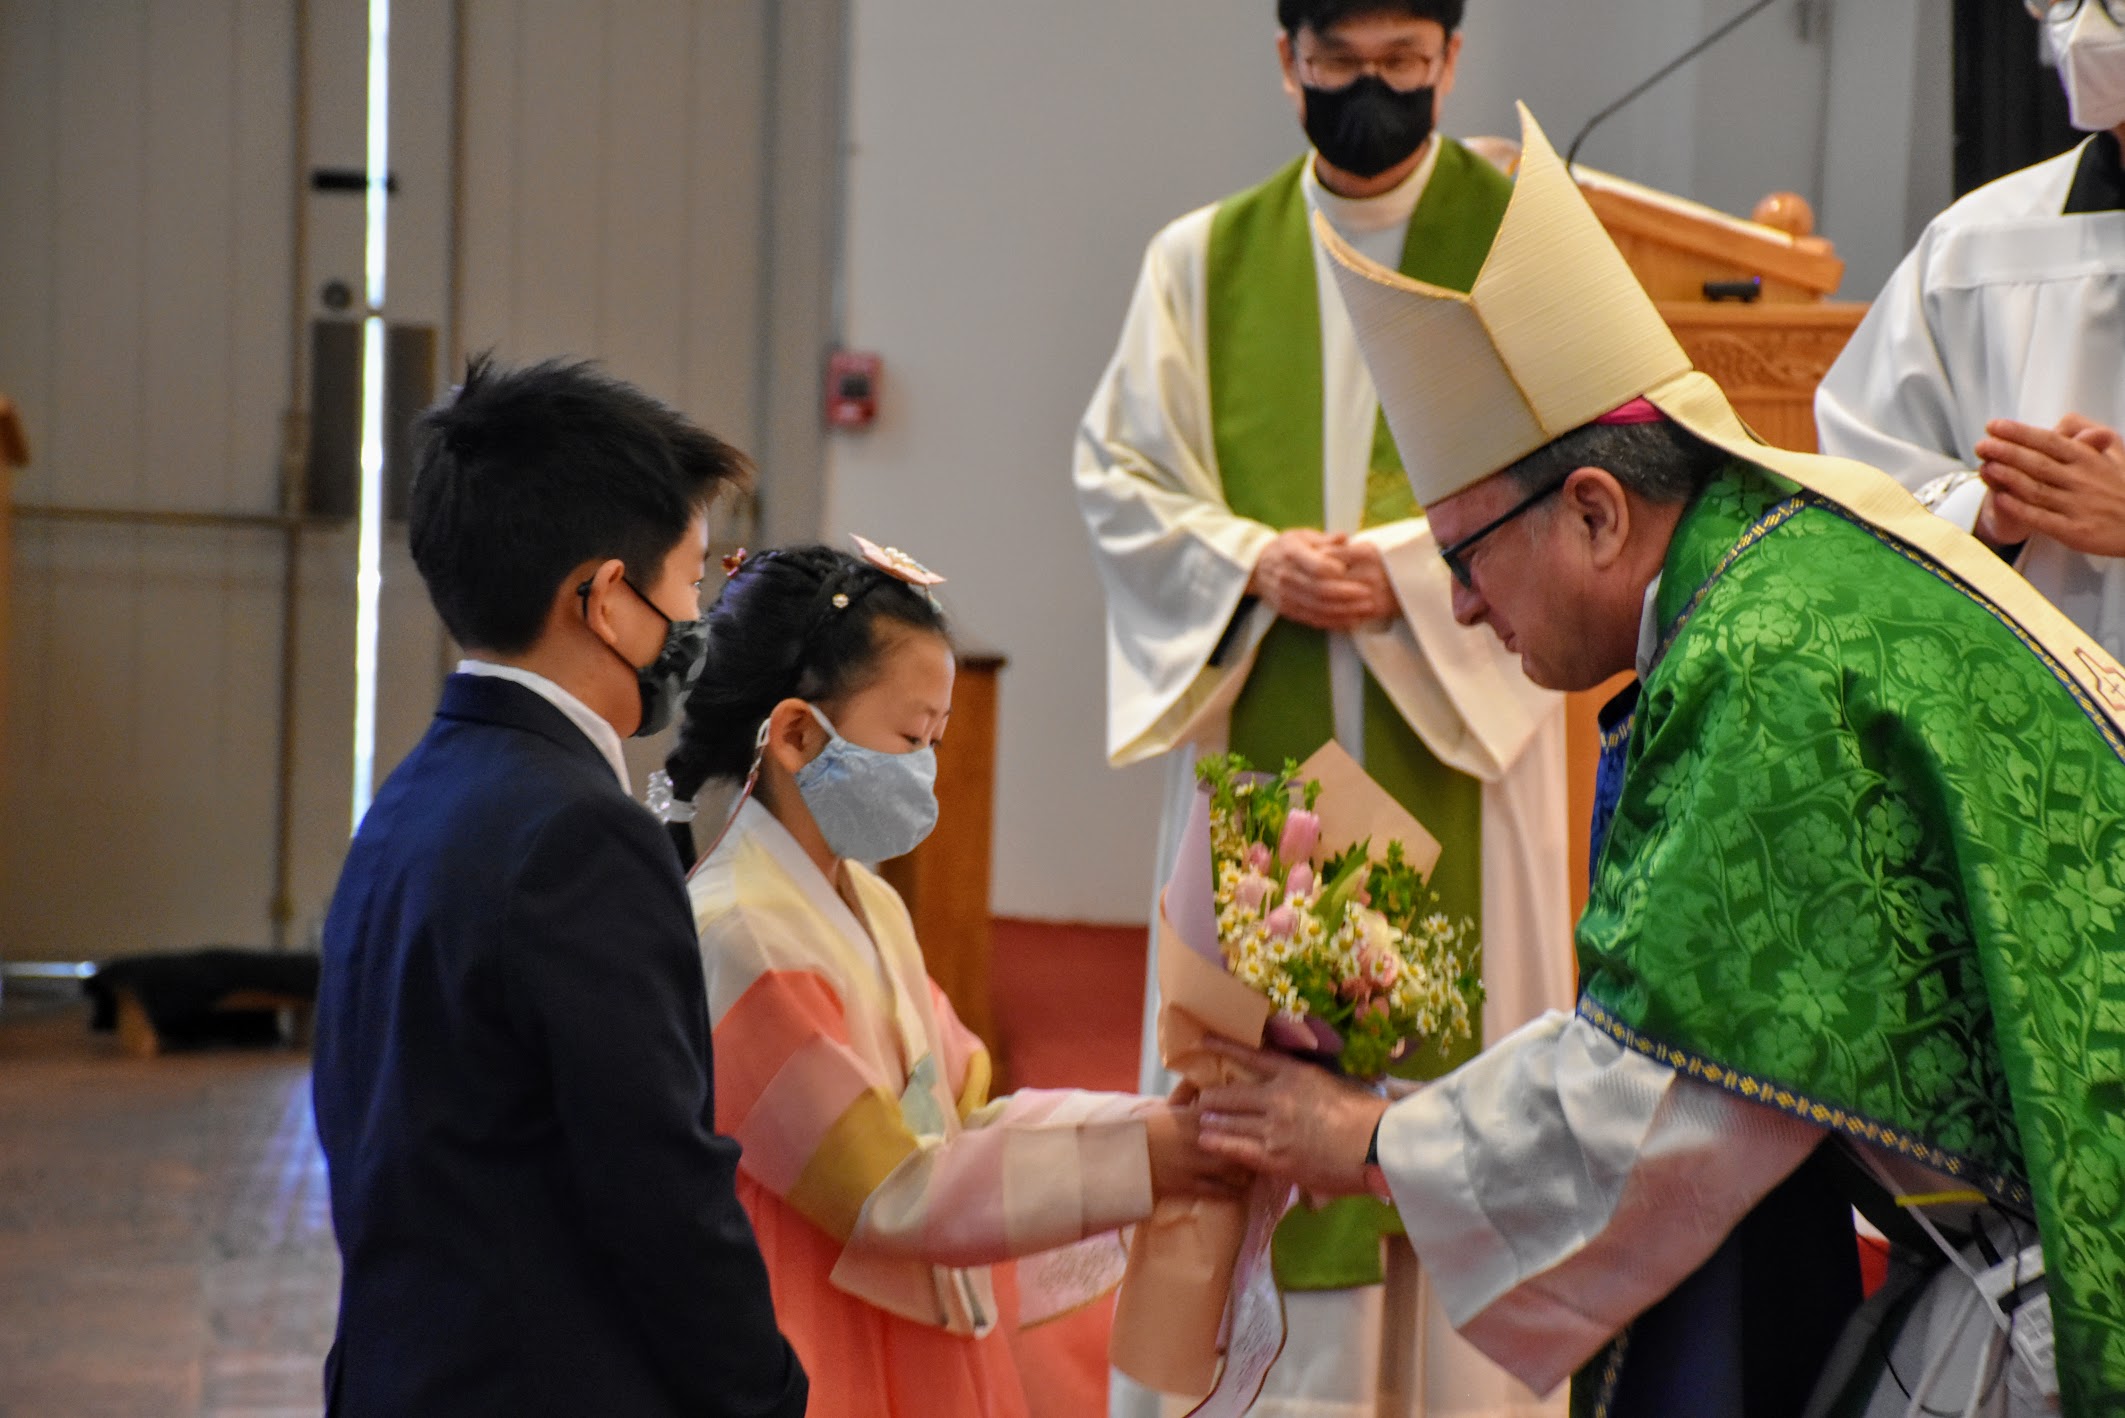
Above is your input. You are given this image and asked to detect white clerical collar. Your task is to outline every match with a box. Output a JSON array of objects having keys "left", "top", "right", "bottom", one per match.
[
  {"left": 456, "top": 658, "right": 631, "bottom": 791},
  {"left": 1634, "top": 573, "right": 1665, "bottom": 682},
  {"left": 1303, "top": 136, "right": 1440, "bottom": 236}
]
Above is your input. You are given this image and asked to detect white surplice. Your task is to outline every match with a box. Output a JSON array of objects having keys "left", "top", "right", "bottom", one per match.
[
  {"left": 1381, "top": 1014, "right": 2055, "bottom": 1417},
  {"left": 1816, "top": 136, "right": 2125, "bottom": 659},
  {"left": 1077, "top": 143, "right": 1574, "bottom": 1418}
]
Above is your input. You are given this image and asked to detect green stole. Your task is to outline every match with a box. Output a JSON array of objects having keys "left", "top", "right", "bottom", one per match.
[
  {"left": 1572, "top": 463, "right": 2125, "bottom": 1412},
  {"left": 1204, "top": 142, "right": 1512, "bottom": 1291}
]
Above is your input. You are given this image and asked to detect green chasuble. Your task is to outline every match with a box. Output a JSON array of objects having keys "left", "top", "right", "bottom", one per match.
[
  {"left": 1574, "top": 462, "right": 2125, "bottom": 1414},
  {"left": 1203, "top": 141, "right": 1512, "bottom": 1291}
]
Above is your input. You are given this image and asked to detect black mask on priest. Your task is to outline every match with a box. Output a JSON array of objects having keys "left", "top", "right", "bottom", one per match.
[{"left": 1301, "top": 75, "right": 1436, "bottom": 180}]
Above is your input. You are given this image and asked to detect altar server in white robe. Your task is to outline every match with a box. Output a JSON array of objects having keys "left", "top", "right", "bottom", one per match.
[
  {"left": 1816, "top": 0, "right": 2125, "bottom": 657},
  {"left": 1074, "top": 3, "right": 1572, "bottom": 1415}
]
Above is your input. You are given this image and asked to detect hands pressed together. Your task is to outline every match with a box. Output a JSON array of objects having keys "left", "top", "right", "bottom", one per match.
[
  {"left": 1142, "top": 1081, "right": 1255, "bottom": 1201},
  {"left": 1142, "top": 1038, "right": 1395, "bottom": 1203},
  {"left": 1249, "top": 530, "right": 1399, "bottom": 632},
  {"left": 1973, "top": 413, "right": 2125, "bottom": 557}
]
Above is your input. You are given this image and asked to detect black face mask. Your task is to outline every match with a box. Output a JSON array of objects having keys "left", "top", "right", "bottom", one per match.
[
  {"left": 1301, "top": 75, "right": 1436, "bottom": 180},
  {"left": 581, "top": 576, "right": 709, "bottom": 738}
]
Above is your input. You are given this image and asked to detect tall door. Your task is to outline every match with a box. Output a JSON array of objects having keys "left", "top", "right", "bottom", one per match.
[
  {"left": 0, "top": 0, "right": 311, "bottom": 959},
  {"left": 451, "top": 0, "right": 842, "bottom": 788},
  {"left": 0, "top": 0, "right": 836, "bottom": 960}
]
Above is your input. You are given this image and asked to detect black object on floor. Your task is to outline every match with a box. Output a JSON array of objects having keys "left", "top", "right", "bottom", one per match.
[{"left": 84, "top": 948, "right": 320, "bottom": 1049}]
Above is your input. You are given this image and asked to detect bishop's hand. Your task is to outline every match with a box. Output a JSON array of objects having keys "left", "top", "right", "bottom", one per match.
[
  {"left": 1974, "top": 414, "right": 2125, "bottom": 558},
  {"left": 1191, "top": 1037, "right": 1391, "bottom": 1199}
]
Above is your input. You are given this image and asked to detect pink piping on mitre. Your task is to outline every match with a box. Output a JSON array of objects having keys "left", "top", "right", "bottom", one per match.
[{"left": 1594, "top": 396, "right": 1665, "bottom": 426}]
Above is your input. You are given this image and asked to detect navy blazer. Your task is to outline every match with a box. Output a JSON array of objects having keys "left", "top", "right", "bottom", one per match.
[{"left": 313, "top": 674, "right": 805, "bottom": 1417}]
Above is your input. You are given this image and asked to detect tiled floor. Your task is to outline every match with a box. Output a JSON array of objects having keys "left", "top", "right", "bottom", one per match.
[
  {"left": 0, "top": 990, "right": 338, "bottom": 1418},
  {"left": 0, "top": 919, "right": 1148, "bottom": 1418}
]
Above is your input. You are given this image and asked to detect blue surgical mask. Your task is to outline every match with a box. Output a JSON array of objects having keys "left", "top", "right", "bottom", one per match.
[{"left": 793, "top": 705, "right": 939, "bottom": 863}]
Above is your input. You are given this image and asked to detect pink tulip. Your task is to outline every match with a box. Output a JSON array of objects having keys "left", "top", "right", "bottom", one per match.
[
  {"left": 1285, "top": 863, "right": 1314, "bottom": 899},
  {"left": 1279, "top": 810, "right": 1320, "bottom": 865},
  {"left": 1235, "top": 873, "right": 1271, "bottom": 910},
  {"left": 1265, "top": 1013, "right": 1343, "bottom": 1059},
  {"left": 1265, "top": 904, "right": 1299, "bottom": 939},
  {"left": 1245, "top": 842, "right": 1273, "bottom": 873}
]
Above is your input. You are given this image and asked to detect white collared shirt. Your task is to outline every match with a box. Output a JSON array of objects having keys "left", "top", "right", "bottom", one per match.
[
  {"left": 456, "top": 659, "right": 631, "bottom": 791},
  {"left": 1635, "top": 572, "right": 1665, "bottom": 682}
]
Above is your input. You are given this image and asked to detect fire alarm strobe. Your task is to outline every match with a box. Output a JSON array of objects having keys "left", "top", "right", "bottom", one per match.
[{"left": 826, "top": 349, "right": 882, "bottom": 429}]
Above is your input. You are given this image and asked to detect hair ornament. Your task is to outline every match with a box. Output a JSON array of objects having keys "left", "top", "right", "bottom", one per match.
[
  {"left": 720, "top": 547, "right": 749, "bottom": 577},
  {"left": 644, "top": 768, "right": 698, "bottom": 824},
  {"left": 831, "top": 592, "right": 851, "bottom": 610},
  {"left": 851, "top": 534, "right": 946, "bottom": 587}
]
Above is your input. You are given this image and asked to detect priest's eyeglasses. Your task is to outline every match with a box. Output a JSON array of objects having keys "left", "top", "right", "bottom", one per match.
[
  {"left": 1296, "top": 45, "right": 1447, "bottom": 91},
  {"left": 1437, "top": 481, "right": 1565, "bottom": 589},
  {"left": 2024, "top": 0, "right": 2125, "bottom": 22}
]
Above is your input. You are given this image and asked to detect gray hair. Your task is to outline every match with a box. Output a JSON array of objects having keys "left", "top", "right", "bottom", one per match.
[{"left": 1501, "top": 419, "right": 1727, "bottom": 506}]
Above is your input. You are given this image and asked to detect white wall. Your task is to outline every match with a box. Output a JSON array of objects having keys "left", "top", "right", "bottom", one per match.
[
  {"left": 828, "top": 0, "right": 1953, "bottom": 924},
  {"left": 826, "top": 3, "right": 1302, "bottom": 923},
  {"left": 1445, "top": 0, "right": 1952, "bottom": 299}
]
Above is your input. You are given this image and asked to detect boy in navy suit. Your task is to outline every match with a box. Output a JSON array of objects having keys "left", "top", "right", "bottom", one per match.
[{"left": 313, "top": 356, "right": 807, "bottom": 1417}]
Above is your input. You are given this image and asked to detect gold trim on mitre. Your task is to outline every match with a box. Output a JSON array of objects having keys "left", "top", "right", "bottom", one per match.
[{"left": 1323, "top": 101, "right": 2125, "bottom": 741}]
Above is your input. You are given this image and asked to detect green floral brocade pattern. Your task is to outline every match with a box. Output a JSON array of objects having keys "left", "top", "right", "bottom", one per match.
[{"left": 1577, "top": 465, "right": 2125, "bottom": 1412}]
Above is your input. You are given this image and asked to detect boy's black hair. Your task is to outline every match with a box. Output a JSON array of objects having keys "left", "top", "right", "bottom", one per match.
[
  {"left": 1278, "top": 0, "right": 1466, "bottom": 37},
  {"left": 407, "top": 354, "right": 749, "bottom": 654}
]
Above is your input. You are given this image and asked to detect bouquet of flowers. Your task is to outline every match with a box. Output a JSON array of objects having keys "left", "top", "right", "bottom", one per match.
[
  {"left": 1198, "top": 752, "right": 1480, "bottom": 1080},
  {"left": 1111, "top": 741, "right": 1480, "bottom": 1412}
]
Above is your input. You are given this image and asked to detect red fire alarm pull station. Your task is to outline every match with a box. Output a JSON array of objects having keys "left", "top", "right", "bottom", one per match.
[{"left": 825, "top": 349, "right": 881, "bottom": 429}]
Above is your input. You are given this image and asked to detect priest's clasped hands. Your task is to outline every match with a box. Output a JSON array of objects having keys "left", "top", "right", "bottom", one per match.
[
  {"left": 1249, "top": 529, "right": 1398, "bottom": 630},
  {"left": 1973, "top": 412, "right": 2125, "bottom": 557}
]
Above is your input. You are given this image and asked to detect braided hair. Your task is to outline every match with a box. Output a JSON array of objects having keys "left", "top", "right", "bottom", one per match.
[{"left": 662, "top": 544, "right": 949, "bottom": 866}]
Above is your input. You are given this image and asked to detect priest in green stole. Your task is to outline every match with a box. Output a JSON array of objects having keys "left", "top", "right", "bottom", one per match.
[
  {"left": 1193, "top": 104, "right": 2125, "bottom": 1417},
  {"left": 1078, "top": 4, "right": 1575, "bottom": 1416}
]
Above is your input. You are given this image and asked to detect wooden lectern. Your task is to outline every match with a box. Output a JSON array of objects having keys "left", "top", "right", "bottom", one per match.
[
  {"left": 1561, "top": 160, "right": 1869, "bottom": 912},
  {"left": 879, "top": 650, "right": 1006, "bottom": 1060},
  {"left": 0, "top": 395, "right": 27, "bottom": 800}
]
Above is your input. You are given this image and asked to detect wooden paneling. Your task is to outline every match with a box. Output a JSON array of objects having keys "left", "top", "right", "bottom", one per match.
[
  {"left": 1661, "top": 301, "right": 1868, "bottom": 456},
  {"left": 0, "top": 400, "right": 23, "bottom": 808},
  {"left": 0, "top": 0, "right": 300, "bottom": 959},
  {"left": 881, "top": 654, "right": 1004, "bottom": 1057},
  {"left": 0, "top": 0, "right": 828, "bottom": 959},
  {"left": 455, "top": 0, "right": 771, "bottom": 442}
]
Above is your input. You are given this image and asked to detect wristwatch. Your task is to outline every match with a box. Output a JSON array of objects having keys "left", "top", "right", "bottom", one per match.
[{"left": 1361, "top": 1118, "right": 1392, "bottom": 1202}]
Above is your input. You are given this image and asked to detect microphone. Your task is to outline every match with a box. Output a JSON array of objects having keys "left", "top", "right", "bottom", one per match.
[{"left": 1564, "top": 0, "right": 1784, "bottom": 173}]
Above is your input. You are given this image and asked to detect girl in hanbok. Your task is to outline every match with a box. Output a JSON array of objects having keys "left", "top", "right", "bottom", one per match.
[{"left": 653, "top": 541, "right": 1236, "bottom": 1418}]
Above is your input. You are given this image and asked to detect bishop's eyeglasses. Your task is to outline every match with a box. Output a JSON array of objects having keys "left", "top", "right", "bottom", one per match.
[
  {"left": 1436, "top": 480, "right": 1567, "bottom": 589},
  {"left": 2023, "top": 0, "right": 2125, "bottom": 24}
]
